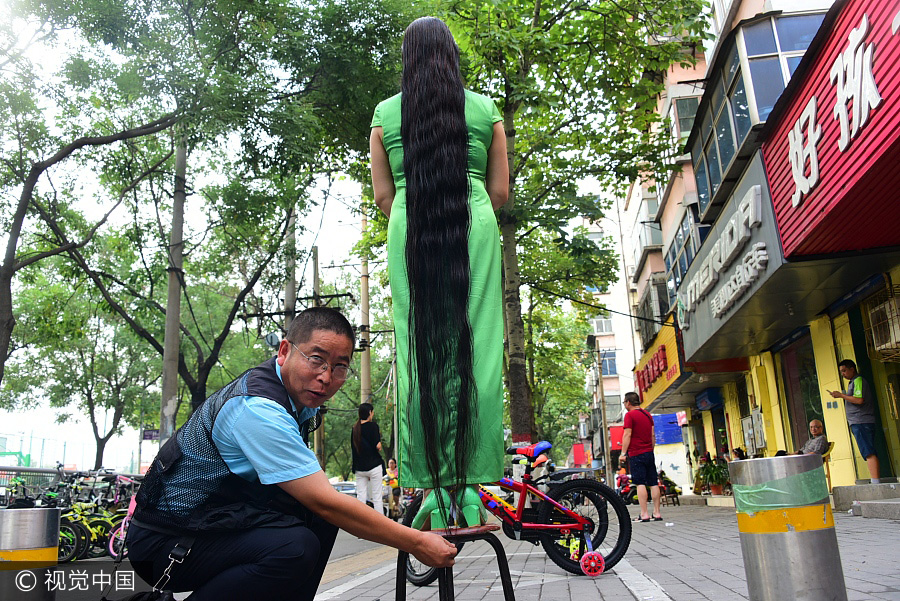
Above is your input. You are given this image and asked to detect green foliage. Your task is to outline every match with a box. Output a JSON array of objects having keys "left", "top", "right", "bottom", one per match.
[
  {"left": 1, "top": 262, "right": 160, "bottom": 467},
  {"left": 697, "top": 460, "right": 730, "bottom": 486},
  {"left": 525, "top": 288, "right": 594, "bottom": 463}
]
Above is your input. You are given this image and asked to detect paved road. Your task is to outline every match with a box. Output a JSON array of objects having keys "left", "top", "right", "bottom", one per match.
[
  {"left": 316, "top": 504, "right": 900, "bottom": 601},
  {"left": 6, "top": 505, "right": 897, "bottom": 600}
]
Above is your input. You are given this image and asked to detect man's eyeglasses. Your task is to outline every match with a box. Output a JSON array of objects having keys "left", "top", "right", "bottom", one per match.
[{"left": 290, "top": 343, "right": 351, "bottom": 381}]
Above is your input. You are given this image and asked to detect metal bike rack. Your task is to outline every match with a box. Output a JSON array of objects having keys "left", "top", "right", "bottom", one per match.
[{"left": 395, "top": 525, "right": 516, "bottom": 601}]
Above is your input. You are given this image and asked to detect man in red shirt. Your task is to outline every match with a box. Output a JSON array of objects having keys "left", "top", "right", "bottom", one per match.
[{"left": 619, "top": 392, "right": 661, "bottom": 522}]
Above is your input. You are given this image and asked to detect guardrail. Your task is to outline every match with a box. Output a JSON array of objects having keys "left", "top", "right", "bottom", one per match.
[{"left": 0, "top": 465, "right": 142, "bottom": 506}]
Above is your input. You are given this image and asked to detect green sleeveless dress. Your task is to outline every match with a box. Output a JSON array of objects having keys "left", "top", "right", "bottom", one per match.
[{"left": 371, "top": 90, "right": 505, "bottom": 488}]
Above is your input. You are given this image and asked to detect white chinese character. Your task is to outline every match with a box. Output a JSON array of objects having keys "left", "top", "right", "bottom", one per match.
[
  {"left": 116, "top": 571, "right": 135, "bottom": 591},
  {"left": 93, "top": 572, "right": 112, "bottom": 589},
  {"left": 45, "top": 570, "right": 66, "bottom": 591},
  {"left": 830, "top": 14, "right": 882, "bottom": 151},
  {"left": 788, "top": 96, "right": 822, "bottom": 207},
  {"left": 69, "top": 569, "right": 89, "bottom": 591},
  {"left": 743, "top": 242, "right": 769, "bottom": 278}
]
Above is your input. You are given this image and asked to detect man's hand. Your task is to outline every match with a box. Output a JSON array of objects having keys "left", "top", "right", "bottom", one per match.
[
  {"left": 829, "top": 390, "right": 842, "bottom": 398},
  {"left": 411, "top": 531, "right": 457, "bottom": 568},
  {"left": 619, "top": 455, "right": 626, "bottom": 464}
]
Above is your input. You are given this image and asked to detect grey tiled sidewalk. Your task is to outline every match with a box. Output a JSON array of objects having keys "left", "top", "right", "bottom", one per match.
[{"left": 315, "top": 505, "right": 900, "bottom": 601}]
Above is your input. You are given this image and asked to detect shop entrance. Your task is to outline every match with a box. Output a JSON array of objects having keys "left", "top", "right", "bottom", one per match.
[
  {"left": 779, "top": 333, "right": 824, "bottom": 451},
  {"left": 711, "top": 407, "right": 729, "bottom": 458}
]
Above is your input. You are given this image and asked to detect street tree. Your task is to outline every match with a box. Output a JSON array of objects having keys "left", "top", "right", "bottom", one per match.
[
  {"left": 0, "top": 266, "right": 161, "bottom": 469},
  {"left": 2, "top": 0, "right": 414, "bottom": 418},
  {"left": 441, "top": 0, "right": 707, "bottom": 442}
]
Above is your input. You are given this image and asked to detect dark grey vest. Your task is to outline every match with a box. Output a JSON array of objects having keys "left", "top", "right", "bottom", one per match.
[{"left": 134, "top": 358, "right": 313, "bottom": 533}]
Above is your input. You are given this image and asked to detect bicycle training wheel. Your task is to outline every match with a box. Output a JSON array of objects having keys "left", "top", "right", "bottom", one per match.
[
  {"left": 537, "top": 478, "right": 631, "bottom": 575},
  {"left": 58, "top": 519, "right": 82, "bottom": 564},
  {"left": 401, "top": 493, "right": 465, "bottom": 587}
]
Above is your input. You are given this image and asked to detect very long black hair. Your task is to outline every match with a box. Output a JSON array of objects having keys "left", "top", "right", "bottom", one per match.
[{"left": 400, "top": 17, "right": 475, "bottom": 504}]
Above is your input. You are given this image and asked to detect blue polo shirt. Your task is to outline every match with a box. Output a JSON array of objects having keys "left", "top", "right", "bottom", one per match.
[{"left": 211, "top": 362, "right": 322, "bottom": 484}]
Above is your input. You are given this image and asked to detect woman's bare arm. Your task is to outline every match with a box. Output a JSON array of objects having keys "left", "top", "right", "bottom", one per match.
[
  {"left": 370, "top": 127, "right": 395, "bottom": 217},
  {"left": 485, "top": 121, "right": 509, "bottom": 210}
]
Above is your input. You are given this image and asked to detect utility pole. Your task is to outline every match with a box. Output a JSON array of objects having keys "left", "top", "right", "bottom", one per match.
[
  {"left": 392, "top": 334, "right": 398, "bottom": 455},
  {"left": 360, "top": 207, "right": 371, "bottom": 404},
  {"left": 137, "top": 405, "right": 144, "bottom": 473},
  {"left": 285, "top": 210, "right": 297, "bottom": 333},
  {"left": 312, "top": 246, "right": 326, "bottom": 468},
  {"left": 595, "top": 337, "right": 613, "bottom": 487},
  {"left": 160, "top": 140, "right": 186, "bottom": 445}
]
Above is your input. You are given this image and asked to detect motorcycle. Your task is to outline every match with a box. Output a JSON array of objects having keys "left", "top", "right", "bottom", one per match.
[
  {"left": 616, "top": 469, "right": 681, "bottom": 505},
  {"left": 657, "top": 469, "right": 682, "bottom": 497},
  {"left": 616, "top": 471, "right": 637, "bottom": 505}
]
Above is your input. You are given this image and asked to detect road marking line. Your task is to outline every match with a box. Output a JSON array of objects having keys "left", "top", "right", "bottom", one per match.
[
  {"left": 321, "top": 546, "right": 397, "bottom": 584},
  {"left": 315, "top": 563, "right": 395, "bottom": 600},
  {"left": 614, "top": 558, "right": 674, "bottom": 600}
]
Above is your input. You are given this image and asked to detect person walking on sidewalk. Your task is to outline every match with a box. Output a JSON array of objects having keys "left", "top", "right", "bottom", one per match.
[
  {"left": 619, "top": 392, "right": 662, "bottom": 522},
  {"left": 352, "top": 402, "right": 385, "bottom": 515},
  {"left": 128, "top": 307, "right": 456, "bottom": 601},
  {"left": 830, "top": 359, "right": 881, "bottom": 483}
]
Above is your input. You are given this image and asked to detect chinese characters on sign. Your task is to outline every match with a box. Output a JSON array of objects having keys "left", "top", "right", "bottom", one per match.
[
  {"left": 636, "top": 345, "right": 668, "bottom": 393},
  {"left": 710, "top": 242, "right": 769, "bottom": 318},
  {"left": 787, "top": 12, "right": 885, "bottom": 207},
  {"left": 830, "top": 14, "right": 882, "bottom": 152},
  {"left": 677, "top": 186, "right": 762, "bottom": 329},
  {"left": 788, "top": 96, "right": 822, "bottom": 207}
]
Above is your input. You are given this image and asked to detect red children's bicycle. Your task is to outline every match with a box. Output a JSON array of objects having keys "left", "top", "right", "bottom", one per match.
[{"left": 404, "top": 441, "right": 631, "bottom": 584}]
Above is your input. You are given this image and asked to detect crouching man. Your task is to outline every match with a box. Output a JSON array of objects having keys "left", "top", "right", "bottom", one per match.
[{"left": 128, "top": 307, "right": 455, "bottom": 600}]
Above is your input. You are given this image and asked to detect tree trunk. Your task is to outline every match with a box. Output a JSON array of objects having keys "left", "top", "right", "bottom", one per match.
[
  {"left": 93, "top": 438, "right": 109, "bottom": 470},
  {"left": 190, "top": 380, "right": 208, "bottom": 414},
  {"left": 160, "top": 140, "right": 187, "bottom": 444},
  {"left": 499, "top": 107, "right": 534, "bottom": 444}
]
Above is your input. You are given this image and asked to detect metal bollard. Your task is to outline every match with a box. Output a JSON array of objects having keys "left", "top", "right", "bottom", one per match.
[
  {"left": 0, "top": 507, "right": 60, "bottom": 600},
  {"left": 729, "top": 455, "right": 847, "bottom": 601}
]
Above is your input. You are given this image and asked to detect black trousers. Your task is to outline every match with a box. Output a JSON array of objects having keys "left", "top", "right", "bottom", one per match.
[{"left": 127, "top": 518, "right": 338, "bottom": 601}]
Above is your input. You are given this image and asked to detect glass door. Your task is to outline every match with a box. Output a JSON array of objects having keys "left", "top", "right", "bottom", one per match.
[{"left": 779, "top": 334, "right": 824, "bottom": 450}]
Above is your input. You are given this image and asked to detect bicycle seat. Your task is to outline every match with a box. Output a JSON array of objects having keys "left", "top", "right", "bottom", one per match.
[{"left": 505, "top": 441, "right": 552, "bottom": 458}]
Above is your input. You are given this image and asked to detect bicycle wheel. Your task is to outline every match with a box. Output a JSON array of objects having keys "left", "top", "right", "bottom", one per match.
[
  {"left": 107, "top": 521, "right": 128, "bottom": 559},
  {"left": 86, "top": 518, "right": 113, "bottom": 558},
  {"left": 58, "top": 519, "right": 81, "bottom": 564},
  {"left": 72, "top": 520, "right": 92, "bottom": 560},
  {"left": 400, "top": 493, "right": 465, "bottom": 587},
  {"left": 537, "top": 479, "right": 631, "bottom": 575}
]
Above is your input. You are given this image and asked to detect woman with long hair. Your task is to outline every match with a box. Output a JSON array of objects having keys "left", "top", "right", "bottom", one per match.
[
  {"left": 351, "top": 402, "right": 385, "bottom": 516},
  {"left": 369, "top": 16, "right": 508, "bottom": 529}
]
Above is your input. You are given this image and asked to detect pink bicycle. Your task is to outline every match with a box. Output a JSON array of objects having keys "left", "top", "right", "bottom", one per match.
[{"left": 107, "top": 495, "right": 136, "bottom": 559}]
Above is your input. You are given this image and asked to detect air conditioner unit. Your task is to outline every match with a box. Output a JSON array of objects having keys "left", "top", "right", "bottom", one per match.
[{"left": 870, "top": 297, "right": 900, "bottom": 351}]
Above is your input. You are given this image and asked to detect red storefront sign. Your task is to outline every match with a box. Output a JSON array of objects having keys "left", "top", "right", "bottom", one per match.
[
  {"left": 762, "top": 0, "right": 900, "bottom": 257},
  {"left": 636, "top": 345, "right": 667, "bottom": 393}
]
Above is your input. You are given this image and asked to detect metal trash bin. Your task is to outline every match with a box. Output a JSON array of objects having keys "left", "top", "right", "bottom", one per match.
[
  {"left": 0, "top": 507, "right": 60, "bottom": 600},
  {"left": 729, "top": 454, "right": 847, "bottom": 601}
]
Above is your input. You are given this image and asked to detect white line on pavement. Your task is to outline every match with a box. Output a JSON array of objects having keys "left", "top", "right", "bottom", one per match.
[
  {"left": 614, "top": 558, "right": 674, "bottom": 601},
  {"left": 315, "top": 563, "right": 395, "bottom": 601}
]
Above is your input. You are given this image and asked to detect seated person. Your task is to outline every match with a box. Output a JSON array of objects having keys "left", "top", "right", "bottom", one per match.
[{"left": 797, "top": 419, "right": 829, "bottom": 455}]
